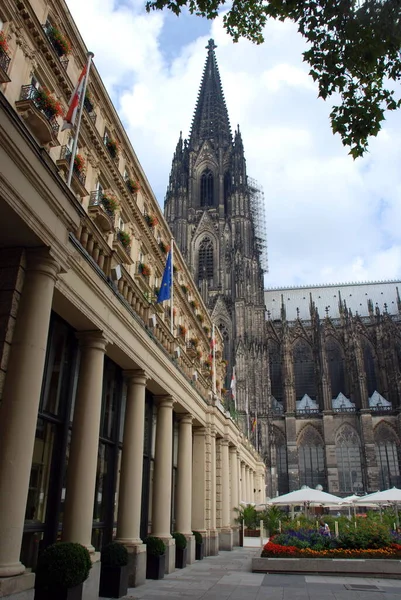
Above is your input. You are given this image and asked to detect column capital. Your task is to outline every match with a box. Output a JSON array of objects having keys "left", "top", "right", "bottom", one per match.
[
  {"left": 229, "top": 444, "right": 237, "bottom": 454},
  {"left": 27, "top": 247, "right": 60, "bottom": 281},
  {"left": 193, "top": 426, "right": 206, "bottom": 437},
  {"left": 155, "top": 395, "right": 175, "bottom": 409},
  {"left": 245, "top": 464, "right": 250, "bottom": 471},
  {"left": 76, "top": 330, "right": 109, "bottom": 351},
  {"left": 123, "top": 368, "right": 150, "bottom": 386},
  {"left": 219, "top": 437, "right": 230, "bottom": 447},
  {"left": 179, "top": 413, "right": 193, "bottom": 425}
]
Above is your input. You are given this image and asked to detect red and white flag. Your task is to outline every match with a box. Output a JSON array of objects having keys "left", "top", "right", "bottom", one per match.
[{"left": 62, "top": 64, "right": 87, "bottom": 131}]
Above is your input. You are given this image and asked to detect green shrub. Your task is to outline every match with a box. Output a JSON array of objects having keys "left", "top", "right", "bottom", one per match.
[
  {"left": 172, "top": 532, "right": 187, "bottom": 550},
  {"left": 193, "top": 531, "right": 203, "bottom": 545},
  {"left": 261, "top": 506, "right": 286, "bottom": 535},
  {"left": 234, "top": 504, "right": 258, "bottom": 529},
  {"left": 35, "top": 542, "right": 91, "bottom": 590},
  {"left": 101, "top": 542, "right": 128, "bottom": 567},
  {"left": 144, "top": 536, "right": 166, "bottom": 556},
  {"left": 339, "top": 520, "right": 391, "bottom": 549}
]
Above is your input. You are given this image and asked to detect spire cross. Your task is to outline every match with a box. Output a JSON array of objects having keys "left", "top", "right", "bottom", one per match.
[{"left": 206, "top": 39, "right": 217, "bottom": 52}]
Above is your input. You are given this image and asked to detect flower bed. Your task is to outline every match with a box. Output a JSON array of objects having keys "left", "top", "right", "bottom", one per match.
[{"left": 262, "top": 540, "right": 401, "bottom": 559}]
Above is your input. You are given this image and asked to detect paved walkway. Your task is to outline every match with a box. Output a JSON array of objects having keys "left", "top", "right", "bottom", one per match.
[{"left": 107, "top": 547, "right": 401, "bottom": 600}]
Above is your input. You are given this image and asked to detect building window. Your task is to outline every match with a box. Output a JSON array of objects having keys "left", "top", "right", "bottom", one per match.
[
  {"left": 298, "top": 426, "right": 325, "bottom": 489},
  {"left": 198, "top": 237, "right": 213, "bottom": 282},
  {"left": 335, "top": 425, "right": 363, "bottom": 493},
  {"left": 275, "top": 433, "right": 289, "bottom": 495},
  {"left": 363, "top": 341, "right": 378, "bottom": 396},
  {"left": 326, "top": 338, "right": 346, "bottom": 397},
  {"left": 224, "top": 171, "right": 231, "bottom": 213},
  {"left": 293, "top": 339, "right": 317, "bottom": 401},
  {"left": 269, "top": 341, "right": 283, "bottom": 402},
  {"left": 200, "top": 169, "right": 214, "bottom": 207},
  {"left": 374, "top": 424, "right": 401, "bottom": 489}
]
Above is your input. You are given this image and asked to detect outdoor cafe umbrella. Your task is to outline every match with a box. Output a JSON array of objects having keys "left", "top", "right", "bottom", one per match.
[
  {"left": 340, "top": 494, "right": 377, "bottom": 519},
  {"left": 269, "top": 487, "right": 342, "bottom": 506},
  {"left": 355, "top": 487, "right": 401, "bottom": 527}
]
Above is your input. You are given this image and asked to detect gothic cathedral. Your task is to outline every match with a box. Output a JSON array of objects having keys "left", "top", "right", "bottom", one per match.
[{"left": 165, "top": 40, "right": 401, "bottom": 499}]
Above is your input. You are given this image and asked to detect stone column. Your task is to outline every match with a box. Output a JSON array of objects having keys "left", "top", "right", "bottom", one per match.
[
  {"left": 219, "top": 438, "right": 233, "bottom": 550},
  {"left": 229, "top": 446, "right": 239, "bottom": 545},
  {"left": 176, "top": 414, "right": 195, "bottom": 563},
  {"left": 250, "top": 470, "right": 255, "bottom": 503},
  {"left": 152, "top": 396, "right": 175, "bottom": 573},
  {"left": 192, "top": 427, "right": 207, "bottom": 538},
  {"left": 0, "top": 249, "right": 59, "bottom": 579},
  {"left": 209, "top": 427, "right": 218, "bottom": 555},
  {"left": 115, "top": 370, "right": 149, "bottom": 587},
  {"left": 245, "top": 466, "right": 250, "bottom": 503},
  {"left": 63, "top": 331, "right": 108, "bottom": 550},
  {"left": 241, "top": 462, "right": 246, "bottom": 502}
]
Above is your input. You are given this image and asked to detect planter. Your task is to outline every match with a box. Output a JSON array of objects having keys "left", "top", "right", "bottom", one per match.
[
  {"left": 252, "top": 556, "right": 401, "bottom": 577},
  {"left": 146, "top": 553, "right": 165, "bottom": 580},
  {"left": 99, "top": 564, "right": 128, "bottom": 598},
  {"left": 35, "top": 583, "right": 83, "bottom": 600},
  {"left": 195, "top": 542, "right": 204, "bottom": 561},
  {"left": 175, "top": 546, "right": 187, "bottom": 569},
  {"left": 244, "top": 529, "right": 260, "bottom": 537}
]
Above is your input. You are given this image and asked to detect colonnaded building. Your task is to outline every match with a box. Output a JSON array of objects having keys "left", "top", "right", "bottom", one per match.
[
  {"left": 0, "top": 2, "right": 265, "bottom": 599},
  {"left": 165, "top": 41, "right": 401, "bottom": 499}
]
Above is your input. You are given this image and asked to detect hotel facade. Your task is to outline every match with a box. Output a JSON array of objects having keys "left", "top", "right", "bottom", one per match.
[{"left": 0, "top": 1, "right": 265, "bottom": 598}]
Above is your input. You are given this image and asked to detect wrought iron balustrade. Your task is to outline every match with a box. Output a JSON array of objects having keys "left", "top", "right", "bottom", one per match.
[
  {"left": 19, "top": 85, "right": 60, "bottom": 135},
  {"left": 59, "top": 146, "right": 86, "bottom": 186},
  {"left": 333, "top": 407, "right": 357, "bottom": 413},
  {"left": 0, "top": 49, "right": 11, "bottom": 74},
  {"left": 89, "top": 191, "right": 115, "bottom": 218},
  {"left": 296, "top": 408, "right": 320, "bottom": 415},
  {"left": 370, "top": 405, "right": 393, "bottom": 414}
]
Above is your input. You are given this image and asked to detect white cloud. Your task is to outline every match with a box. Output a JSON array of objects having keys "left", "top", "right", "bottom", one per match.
[{"left": 66, "top": 1, "right": 401, "bottom": 287}]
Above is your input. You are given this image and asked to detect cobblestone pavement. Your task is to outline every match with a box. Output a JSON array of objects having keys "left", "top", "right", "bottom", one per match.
[{"left": 102, "top": 547, "right": 401, "bottom": 600}]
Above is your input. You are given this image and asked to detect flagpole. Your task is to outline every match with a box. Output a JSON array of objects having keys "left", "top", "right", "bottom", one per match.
[
  {"left": 67, "top": 51, "right": 94, "bottom": 188},
  {"left": 170, "top": 238, "right": 174, "bottom": 335},
  {"left": 212, "top": 323, "right": 216, "bottom": 394}
]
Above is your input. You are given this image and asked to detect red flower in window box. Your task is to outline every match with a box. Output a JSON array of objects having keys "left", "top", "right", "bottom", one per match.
[
  {"left": 145, "top": 213, "right": 159, "bottom": 228},
  {"left": 139, "top": 263, "right": 151, "bottom": 277},
  {"left": 178, "top": 325, "right": 187, "bottom": 337},
  {"left": 47, "top": 25, "right": 71, "bottom": 56},
  {"left": 34, "top": 88, "right": 64, "bottom": 118},
  {"left": 126, "top": 178, "right": 140, "bottom": 194},
  {"left": 0, "top": 31, "right": 9, "bottom": 54},
  {"left": 73, "top": 154, "right": 86, "bottom": 173}
]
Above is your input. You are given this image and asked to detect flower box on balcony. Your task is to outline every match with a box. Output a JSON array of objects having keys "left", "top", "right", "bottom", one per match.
[
  {"left": 113, "top": 230, "right": 132, "bottom": 265},
  {"left": 43, "top": 23, "right": 71, "bottom": 57},
  {"left": 118, "top": 230, "right": 131, "bottom": 249},
  {"left": 125, "top": 178, "right": 140, "bottom": 194},
  {"left": 105, "top": 137, "right": 119, "bottom": 160},
  {"left": 178, "top": 325, "right": 187, "bottom": 338},
  {"left": 180, "top": 284, "right": 188, "bottom": 295},
  {"left": 56, "top": 146, "right": 88, "bottom": 197},
  {"left": 144, "top": 214, "right": 158, "bottom": 229},
  {"left": 159, "top": 240, "right": 169, "bottom": 255},
  {"left": 138, "top": 263, "right": 151, "bottom": 278},
  {"left": 15, "top": 85, "right": 61, "bottom": 147},
  {"left": 190, "top": 300, "right": 199, "bottom": 311},
  {"left": 0, "top": 32, "right": 11, "bottom": 83},
  {"left": 84, "top": 91, "right": 94, "bottom": 114},
  {"left": 88, "top": 191, "right": 117, "bottom": 232},
  {"left": 197, "top": 313, "right": 204, "bottom": 323}
]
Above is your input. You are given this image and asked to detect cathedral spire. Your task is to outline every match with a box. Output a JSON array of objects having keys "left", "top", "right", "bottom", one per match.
[{"left": 189, "top": 39, "right": 232, "bottom": 147}]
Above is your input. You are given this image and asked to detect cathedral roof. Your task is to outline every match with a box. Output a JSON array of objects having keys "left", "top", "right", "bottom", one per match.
[{"left": 189, "top": 39, "right": 232, "bottom": 148}]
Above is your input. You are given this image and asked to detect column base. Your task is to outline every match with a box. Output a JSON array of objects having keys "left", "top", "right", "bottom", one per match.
[
  {"left": 208, "top": 530, "right": 219, "bottom": 556},
  {"left": 0, "top": 572, "right": 35, "bottom": 599},
  {"left": 185, "top": 535, "right": 195, "bottom": 565},
  {"left": 125, "top": 543, "right": 146, "bottom": 587},
  {"left": 232, "top": 526, "right": 240, "bottom": 547},
  {"left": 82, "top": 552, "right": 100, "bottom": 600},
  {"left": 159, "top": 538, "right": 175, "bottom": 575},
  {"left": 219, "top": 528, "right": 233, "bottom": 551}
]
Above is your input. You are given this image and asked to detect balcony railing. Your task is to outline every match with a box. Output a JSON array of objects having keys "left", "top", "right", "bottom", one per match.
[
  {"left": 333, "top": 407, "right": 357, "bottom": 414},
  {"left": 370, "top": 405, "right": 393, "bottom": 414},
  {"left": 59, "top": 146, "right": 87, "bottom": 186},
  {"left": 19, "top": 85, "right": 60, "bottom": 136},
  {"left": 296, "top": 408, "right": 320, "bottom": 415},
  {"left": 0, "top": 49, "right": 11, "bottom": 75},
  {"left": 89, "top": 191, "right": 115, "bottom": 218},
  {"left": 84, "top": 97, "right": 97, "bottom": 125}
]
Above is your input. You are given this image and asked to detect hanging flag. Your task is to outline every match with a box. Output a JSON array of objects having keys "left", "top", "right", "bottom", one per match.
[
  {"left": 251, "top": 416, "right": 257, "bottom": 432},
  {"left": 157, "top": 251, "right": 172, "bottom": 303},
  {"left": 230, "top": 366, "right": 236, "bottom": 409},
  {"left": 62, "top": 64, "right": 88, "bottom": 131}
]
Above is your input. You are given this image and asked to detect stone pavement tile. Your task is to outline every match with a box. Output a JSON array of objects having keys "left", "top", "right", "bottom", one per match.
[
  {"left": 262, "top": 575, "right": 307, "bottom": 588},
  {"left": 229, "top": 589, "right": 260, "bottom": 600}
]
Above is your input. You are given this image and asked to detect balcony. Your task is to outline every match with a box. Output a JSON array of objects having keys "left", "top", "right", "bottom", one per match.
[
  {"left": 15, "top": 85, "right": 60, "bottom": 147},
  {"left": 56, "top": 146, "right": 89, "bottom": 197},
  {"left": 42, "top": 22, "right": 70, "bottom": 71},
  {"left": 84, "top": 97, "right": 97, "bottom": 125},
  {"left": 112, "top": 228, "right": 133, "bottom": 265},
  {"left": 88, "top": 191, "right": 116, "bottom": 233},
  {"left": 134, "top": 261, "right": 152, "bottom": 293},
  {"left": 0, "top": 49, "right": 11, "bottom": 83}
]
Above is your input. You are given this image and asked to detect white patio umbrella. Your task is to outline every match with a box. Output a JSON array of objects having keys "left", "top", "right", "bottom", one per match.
[
  {"left": 340, "top": 494, "right": 377, "bottom": 518},
  {"left": 269, "top": 486, "right": 342, "bottom": 506},
  {"left": 355, "top": 487, "right": 401, "bottom": 526}
]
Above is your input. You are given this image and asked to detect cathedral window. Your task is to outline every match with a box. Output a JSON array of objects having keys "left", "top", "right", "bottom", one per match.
[
  {"left": 198, "top": 237, "right": 214, "bottom": 282},
  {"left": 297, "top": 426, "right": 325, "bottom": 489},
  {"left": 293, "top": 339, "right": 317, "bottom": 401},
  {"left": 269, "top": 341, "right": 283, "bottom": 402},
  {"left": 326, "top": 338, "right": 346, "bottom": 397},
  {"left": 200, "top": 169, "right": 214, "bottom": 207},
  {"left": 374, "top": 424, "right": 401, "bottom": 489},
  {"left": 224, "top": 171, "right": 231, "bottom": 214},
  {"left": 335, "top": 425, "right": 363, "bottom": 493}
]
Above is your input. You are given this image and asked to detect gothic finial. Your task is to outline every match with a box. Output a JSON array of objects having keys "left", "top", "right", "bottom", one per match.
[
  {"left": 325, "top": 306, "right": 329, "bottom": 317},
  {"left": 296, "top": 307, "right": 300, "bottom": 319},
  {"left": 280, "top": 294, "right": 286, "bottom": 322},
  {"left": 206, "top": 38, "right": 217, "bottom": 52}
]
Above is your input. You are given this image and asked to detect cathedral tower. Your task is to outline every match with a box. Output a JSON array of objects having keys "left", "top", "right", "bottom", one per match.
[{"left": 165, "top": 40, "right": 269, "bottom": 445}]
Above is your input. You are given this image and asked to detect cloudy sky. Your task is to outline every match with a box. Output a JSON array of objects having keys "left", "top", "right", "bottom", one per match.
[{"left": 66, "top": 0, "right": 401, "bottom": 289}]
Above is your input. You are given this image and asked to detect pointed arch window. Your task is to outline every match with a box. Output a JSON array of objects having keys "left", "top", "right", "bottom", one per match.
[
  {"left": 326, "top": 338, "right": 346, "bottom": 397},
  {"left": 198, "top": 237, "right": 214, "bottom": 282},
  {"left": 224, "top": 171, "right": 231, "bottom": 214},
  {"left": 374, "top": 424, "right": 401, "bottom": 489},
  {"left": 273, "top": 429, "right": 289, "bottom": 495},
  {"left": 293, "top": 339, "right": 317, "bottom": 401},
  {"left": 200, "top": 169, "right": 214, "bottom": 207},
  {"left": 335, "top": 425, "right": 363, "bottom": 493},
  {"left": 363, "top": 341, "right": 378, "bottom": 396},
  {"left": 269, "top": 341, "right": 283, "bottom": 403},
  {"left": 298, "top": 426, "right": 325, "bottom": 489}
]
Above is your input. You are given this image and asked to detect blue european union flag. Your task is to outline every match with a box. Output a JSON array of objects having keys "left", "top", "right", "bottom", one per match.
[{"left": 157, "top": 251, "right": 172, "bottom": 303}]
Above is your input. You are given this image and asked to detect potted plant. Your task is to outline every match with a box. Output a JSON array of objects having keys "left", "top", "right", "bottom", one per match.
[
  {"left": 139, "top": 263, "right": 151, "bottom": 277},
  {"left": 144, "top": 536, "right": 166, "bottom": 580},
  {"left": 34, "top": 542, "right": 91, "bottom": 600},
  {"left": 180, "top": 284, "right": 188, "bottom": 295},
  {"left": 159, "top": 240, "right": 169, "bottom": 254},
  {"left": 101, "top": 194, "right": 118, "bottom": 215},
  {"left": 144, "top": 213, "right": 159, "bottom": 228},
  {"left": 73, "top": 154, "right": 85, "bottom": 174},
  {"left": 126, "top": 177, "right": 140, "bottom": 194},
  {"left": 118, "top": 230, "right": 131, "bottom": 248},
  {"left": 193, "top": 531, "right": 204, "bottom": 560},
  {"left": 172, "top": 532, "right": 187, "bottom": 569},
  {"left": 84, "top": 90, "right": 94, "bottom": 113},
  {"left": 0, "top": 31, "right": 9, "bottom": 54},
  {"left": 203, "top": 326, "right": 210, "bottom": 336},
  {"left": 197, "top": 313, "right": 204, "bottom": 323},
  {"left": 106, "top": 137, "right": 119, "bottom": 159},
  {"left": 99, "top": 542, "right": 128, "bottom": 599},
  {"left": 47, "top": 25, "right": 71, "bottom": 57},
  {"left": 34, "top": 88, "right": 63, "bottom": 119},
  {"left": 190, "top": 299, "right": 199, "bottom": 310},
  {"left": 178, "top": 324, "right": 187, "bottom": 338}
]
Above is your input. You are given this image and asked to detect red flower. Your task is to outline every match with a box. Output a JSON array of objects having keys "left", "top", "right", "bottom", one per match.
[{"left": 0, "top": 31, "right": 9, "bottom": 54}]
